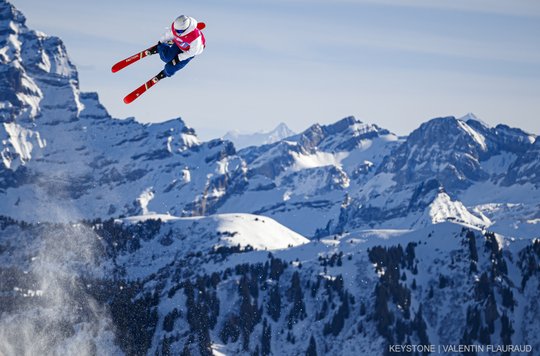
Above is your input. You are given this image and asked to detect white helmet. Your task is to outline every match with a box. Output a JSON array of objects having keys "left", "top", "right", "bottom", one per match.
[{"left": 173, "top": 15, "right": 192, "bottom": 35}]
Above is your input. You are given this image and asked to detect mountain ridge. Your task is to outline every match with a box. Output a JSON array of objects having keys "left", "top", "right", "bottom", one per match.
[{"left": 223, "top": 122, "right": 296, "bottom": 149}]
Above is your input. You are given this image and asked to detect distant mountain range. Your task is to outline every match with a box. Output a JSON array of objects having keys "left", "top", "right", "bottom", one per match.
[
  {"left": 223, "top": 123, "right": 296, "bottom": 149},
  {"left": 1, "top": 1, "right": 539, "bottom": 355}
]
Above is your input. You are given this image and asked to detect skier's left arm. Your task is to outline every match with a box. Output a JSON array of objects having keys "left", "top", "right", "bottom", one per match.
[{"left": 176, "top": 36, "right": 205, "bottom": 62}]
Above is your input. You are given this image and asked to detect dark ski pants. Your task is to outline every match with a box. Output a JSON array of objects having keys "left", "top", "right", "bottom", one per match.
[
  {"left": 157, "top": 41, "right": 193, "bottom": 77},
  {"left": 164, "top": 56, "right": 193, "bottom": 77}
]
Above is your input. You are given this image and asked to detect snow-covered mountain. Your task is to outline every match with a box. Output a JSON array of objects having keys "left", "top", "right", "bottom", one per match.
[
  {"left": 0, "top": 0, "right": 246, "bottom": 222},
  {"left": 1, "top": 2, "right": 536, "bottom": 239},
  {"left": 216, "top": 116, "right": 400, "bottom": 236},
  {"left": 223, "top": 123, "right": 295, "bottom": 149},
  {"left": 1, "top": 1, "right": 540, "bottom": 355}
]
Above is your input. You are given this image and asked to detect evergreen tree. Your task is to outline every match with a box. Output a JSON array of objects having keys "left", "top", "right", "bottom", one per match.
[
  {"left": 161, "top": 337, "right": 171, "bottom": 356},
  {"left": 163, "top": 308, "right": 180, "bottom": 332},
  {"left": 324, "top": 293, "right": 350, "bottom": 336},
  {"left": 261, "top": 318, "right": 272, "bottom": 356},
  {"left": 359, "top": 301, "right": 366, "bottom": 316},
  {"left": 467, "top": 230, "right": 478, "bottom": 262},
  {"left": 267, "top": 284, "right": 281, "bottom": 322},
  {"left": 306, "top": 335, "right": 317, "bottom": 356},
  {"left": 373, "top": 284, "right": 393, "bottom": 338},
  {"left": 501, "top": 286, "right": 515, "bottom": 310},
  {"left": 181, "top": 336, "right": 194, "bottom": 356},
  {"left": 220, "top": 315, "right": 241, "bottom": 344},
  {"left": 484, "top": 292, "right": 499, "bottom": 334},
  {"left": 466, "top": 306, "right": 480, "bottom": 340},
  {"left": 414, "top": 305, "right": 429, "bottom": 346},
  {"left": 500, "top": 313, "right": 514, "bottom": 346},
  {"left": 405, "top": 242, "right": 417, "bottom": 269},
  {"left": 270, "top": 258, "right": 286, "bottom": 280},
  {"left": 238, "top": 274, "right": 260, "bottom": 350},
  {"left": 479, "top": 326, "right": 491, "bottom": 345},
  {"left": 287, "top": 271, "right": 307, "bottom": 328}
]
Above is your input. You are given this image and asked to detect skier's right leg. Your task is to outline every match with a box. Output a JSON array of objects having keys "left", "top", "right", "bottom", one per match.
[{"left": 164, "top": 56, "right": 194, "bottom": 77}]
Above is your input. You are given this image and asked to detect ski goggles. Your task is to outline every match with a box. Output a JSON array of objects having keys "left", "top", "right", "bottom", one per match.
[
  {"left": 171, "top": 23, "right": 187, "bottom": 38},
  {"left": 174, "top": 27, "right": 187, "bottom": 35}
]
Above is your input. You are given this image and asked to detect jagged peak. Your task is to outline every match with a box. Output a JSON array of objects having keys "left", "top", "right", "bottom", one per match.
[
  {"left": 321, "top": 116, "right": 393, "bottom": 138},
  {"left": 148, "top": 116, "right": 190, "bottom": 131},
  {"left": 459, "top": 112, "right": 491, "bottom": 129},
  {"left": 274, "top": 122, "right": 293, "bottom": 132},
  {"left": 325, "top": 115, "right": 361, "bottom": 130},
  {"left": 418, "top": 115, "right": 458, "bottom": 128},
  {"left": 260, "top": 115, "right": 393, "bottom": 155},
  {"left": 322, "top": 116, "right": 362, "bottom": 134},
  {"left": 0, "top": 1, "right": 82, "bottom": 123},
  {"left": 411, "top": 116, "right": 486, "bottom": 148},
  {"left": 0, "top": 0, "right": 26, "bottom": 27}
]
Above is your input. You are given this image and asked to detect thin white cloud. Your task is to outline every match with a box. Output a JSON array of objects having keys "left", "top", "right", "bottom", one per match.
[
  {"left": 206, "top": 9, "right": 540, "bottom": 66},
  {"left": 11, "top": 0, "right": 540, "bottom": 137},
  {"left": 272, "top": 0, "right": 540, "bottom": 18}
]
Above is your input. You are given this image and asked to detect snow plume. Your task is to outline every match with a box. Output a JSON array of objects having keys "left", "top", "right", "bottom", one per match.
[
  {"left": 137, "top": 187, "right": 155, "bottom": 215},
  {"left": 0, "top": 214, "right": 122, "bottom": 355}
]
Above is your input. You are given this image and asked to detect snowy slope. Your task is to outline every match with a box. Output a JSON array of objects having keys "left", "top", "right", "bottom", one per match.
[
  {"left": 4, "top": 217, "right": 539, "bottom": 355},
  {"left": 122, "top": 213, "right": 309, "bottom": 251}
]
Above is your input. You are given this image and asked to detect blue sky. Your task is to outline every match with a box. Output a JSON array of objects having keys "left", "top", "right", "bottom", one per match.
[{"left": 13, "top": 0, "right": 540, "bottom": 139}]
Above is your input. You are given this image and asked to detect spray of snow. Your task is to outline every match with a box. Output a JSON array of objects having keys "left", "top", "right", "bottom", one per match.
[
  {"left": 0, "top": 225, "right": 121, "bottom": 356},
  {"left": 137, "top": 188, "right": 155, "bottom": 215},
  {"left": 0, "top": 185, "right": 121, "bottom": 356}
]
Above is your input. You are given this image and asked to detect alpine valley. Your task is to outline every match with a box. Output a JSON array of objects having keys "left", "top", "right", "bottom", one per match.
[{"left": 1, "top": 1, "right": 539, "bottom": 355}]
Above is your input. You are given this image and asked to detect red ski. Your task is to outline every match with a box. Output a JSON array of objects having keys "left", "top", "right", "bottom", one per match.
[
  {"left": 123, "top": 71, "right": 166, "bottom": 104},
  {"left": 111, "top": 44, "right": 158, "bottom": 73}
]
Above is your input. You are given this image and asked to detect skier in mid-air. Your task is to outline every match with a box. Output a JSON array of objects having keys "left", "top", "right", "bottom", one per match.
[
  {"left": 112, "top": 15, "right": 206, "bottom": 104},
  {"left": 157, "top": 15, "right": 206, "bottom": 78}
]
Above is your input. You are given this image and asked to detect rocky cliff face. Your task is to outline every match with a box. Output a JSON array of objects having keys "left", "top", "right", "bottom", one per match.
[{"left": 378, "top": 115, "right": 534, "bottom": 190}]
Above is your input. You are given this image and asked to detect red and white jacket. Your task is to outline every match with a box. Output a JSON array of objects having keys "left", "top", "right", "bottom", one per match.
[{"left": 160, "top": 16, "right": 206, "bottom": 61}]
